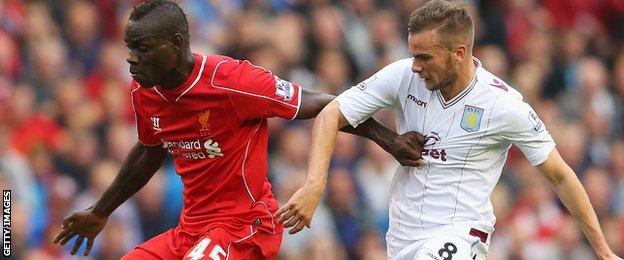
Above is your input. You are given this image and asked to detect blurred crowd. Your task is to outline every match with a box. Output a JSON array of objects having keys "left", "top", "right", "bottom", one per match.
[{"left": 1, "top": 0, "right": 624, "bottom": 259}]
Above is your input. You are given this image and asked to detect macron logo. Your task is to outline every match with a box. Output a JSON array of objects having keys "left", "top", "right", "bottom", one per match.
[
  {"left": 151, "top": 116, "right": 161, "bottom": 131},
  {"left": 407, "top": 94, "right": 427, "bottom": 108}
]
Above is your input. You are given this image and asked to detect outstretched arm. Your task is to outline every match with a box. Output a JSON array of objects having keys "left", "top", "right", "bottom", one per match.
[
  {"left": 296, "top": 88, "right": 424, "bottom": 166},
  {"left": 277, "top": 100, "right": 346, "bottom": 234},
  {"left": 537, "top": 149, "right": 621, "bottom": 260},
  {"left": 53, "top": 142, "right": 168, "bottom": 256}
]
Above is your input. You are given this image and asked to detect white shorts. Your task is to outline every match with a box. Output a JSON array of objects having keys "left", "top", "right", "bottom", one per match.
[{"left": 387, "top": 228, "right": 490, "bottom": 260}]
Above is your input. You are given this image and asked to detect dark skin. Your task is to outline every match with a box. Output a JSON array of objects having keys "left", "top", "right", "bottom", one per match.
[{"left": 53, "top": 14, "right": 424, "bottom": 256}]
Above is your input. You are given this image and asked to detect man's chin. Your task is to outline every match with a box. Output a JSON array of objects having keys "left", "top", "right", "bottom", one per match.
[
  {"left": 424, "top": 83, "right": 439, "bottom": 91},
  {"left": 136, "top": 80, "right": 156, "bottom": 88}
]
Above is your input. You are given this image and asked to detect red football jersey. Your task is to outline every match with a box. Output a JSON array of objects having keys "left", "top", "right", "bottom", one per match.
[{"left": 130, "top": 54, "right": 301, "bottom": 237}]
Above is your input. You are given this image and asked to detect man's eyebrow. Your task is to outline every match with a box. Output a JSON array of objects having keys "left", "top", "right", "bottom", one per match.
[
  {"left": 125, "top": 36, "right": 151, "bottom": 45},
  {"left": 414, "top": 53, "right": 433, "bottom": 58}
]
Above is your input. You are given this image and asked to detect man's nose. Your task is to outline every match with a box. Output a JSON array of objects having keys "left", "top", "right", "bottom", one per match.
[
  {"left": 412, "top": 62, "right": 423, "bottom": 73},
  {"left": 127, "top": 51, "right": 138, "bottom": 65}
]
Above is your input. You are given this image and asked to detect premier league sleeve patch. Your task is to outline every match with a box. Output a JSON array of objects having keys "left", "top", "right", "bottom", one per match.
[
  {"left": 274, "top": 76, "right": 294, "bottom": 102},
  {"left": 527, "top": 110, "right": 544, "bottom": 135},
  {"left": 460, "top": 105, "right": 484, "bottom": 132}
]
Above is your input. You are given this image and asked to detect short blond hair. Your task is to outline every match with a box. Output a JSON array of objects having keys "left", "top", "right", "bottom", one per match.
[{"left": 408, "top": 0, "right": 474, "bottom": 50}]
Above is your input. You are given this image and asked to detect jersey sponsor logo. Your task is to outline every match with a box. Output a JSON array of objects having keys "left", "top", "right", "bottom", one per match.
[
  {"left": 203, "top": 139, "right": 223, "bottom": 158},
  {"left": 422, "top": 132, "right": 447, "bottom": 161},
  {"left": 151, "top": 116, "right": 161, "bottom": 131},
  {"left": 460, "top": 105, "right": 484, "bottom": 132},
  {"left": 274, "top": 76, "right": 294, "bottom": 102},
  {"left": 424, "top": 132, "right": 441, "bottom": 146},
  {"left": 162, "top": 138, "right": 224, "bottom": 159},
  {"left": 407, "top": 93, "right": 427, "bottom": 108},
  {"left": 356, "top": 75, "right": 377, "bottom": 91},
  {"left": 527, "top": 110, "right": 544, "bottom": 135},
  {"left": 198, "top": 110, "right": 212, "bottom": 136}
]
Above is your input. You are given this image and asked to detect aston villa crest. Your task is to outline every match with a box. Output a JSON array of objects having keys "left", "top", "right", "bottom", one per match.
[{"left": 460, "top": 105, "right": 484, "bottom": 132}]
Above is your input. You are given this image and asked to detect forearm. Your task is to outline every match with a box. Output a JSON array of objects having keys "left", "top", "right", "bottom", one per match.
[
  {"left": 92, "top": 143, "right": 167, "bottom": 217},
  {"left": 295, "top": 89, "right": 396, "bottom": 152},
  {"left": 306, "top": 102, "right": 344, "bottom": 189},
  {"left": 339, "top": 117, "right": 396, "bottom": 154},
  {"left": 550, "top": 167, "right": 612, "bottom": 258}
]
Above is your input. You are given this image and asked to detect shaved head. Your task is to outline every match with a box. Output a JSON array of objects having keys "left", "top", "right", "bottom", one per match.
[{"left": 129, "top": 0, "right": 189, "bottom": 41}]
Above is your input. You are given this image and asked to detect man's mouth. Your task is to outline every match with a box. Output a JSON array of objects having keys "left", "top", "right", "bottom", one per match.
[
  {"left": 129, "top": 69, "right": 143, "bottom": 79},
  {"left": 131, "top": 73, "right": 142, "bottom": 81}
]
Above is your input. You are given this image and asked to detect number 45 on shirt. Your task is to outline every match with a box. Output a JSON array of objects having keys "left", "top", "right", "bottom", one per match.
[{"left": 185, "top": 238, "right": 226, "bottom": 260}]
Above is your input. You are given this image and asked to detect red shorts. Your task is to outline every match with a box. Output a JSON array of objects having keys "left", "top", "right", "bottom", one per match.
[{"left": 121, "top": 226, "right": 282, "bottom": 260}]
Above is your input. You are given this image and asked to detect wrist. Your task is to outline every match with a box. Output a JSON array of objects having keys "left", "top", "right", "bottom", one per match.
[
  {"left": 593, "top": 242, "right": 614, "bottom": 260},
  {"left": 304, "top": 178, "right": 326, "bottom": 191},
  {"left": 91, "top": 204, "right": 111, "bottom": 218},
  {"left": 374, "top": 129, "right": 394, "bottom": 152},
  {"left": 597, "top": 250, "right": 614, "bottom": 260}
]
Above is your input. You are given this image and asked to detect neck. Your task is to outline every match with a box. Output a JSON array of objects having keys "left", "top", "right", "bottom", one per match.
[
  {"left": 159, "top": 50, "right": 195, "bottom": 89},
  {"left": 440, "top": 58, "right": 476, "bottom": 101}
]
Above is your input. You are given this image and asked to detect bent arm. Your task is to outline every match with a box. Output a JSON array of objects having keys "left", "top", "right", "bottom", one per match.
[
  {"left": 296, "top": 88, "right": 396, "bottom": 152},
  {"left": 537, "top": 148, "right": 615, "bottom": 259},
  {"left": 92, "top": 142, "right": 168, "bottom": 217}
]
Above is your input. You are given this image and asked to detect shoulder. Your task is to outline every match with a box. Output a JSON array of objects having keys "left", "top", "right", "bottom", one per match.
[
  {"left": 474, "top": 66, "right": 523, "bottom": 102},
  {"left": 360, "top": 58, "right": 415, "bottom": 91},
  {"left": 203, "top": 54, "right": 236, "bottom": 77},
  {"left": 471, "top": 66, "right": 532, "bottom": 122},
  {"left": 379, "top": 58, "right": 413, "bottom": 76}
]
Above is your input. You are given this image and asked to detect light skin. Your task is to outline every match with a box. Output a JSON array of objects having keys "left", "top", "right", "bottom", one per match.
[
  {"left": 408, "top": 29, "right": 475, "bottom": 101},
  {"left": 277, "top": 28, "right": 621, "bottom": 260},
  {"left": 53, "top": 11, "right": 425, "bottom": 256}
]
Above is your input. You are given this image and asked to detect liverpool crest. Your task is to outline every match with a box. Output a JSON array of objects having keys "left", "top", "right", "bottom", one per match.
[{"left": 199, "top": 110, "right": 212, "bottom": 136}]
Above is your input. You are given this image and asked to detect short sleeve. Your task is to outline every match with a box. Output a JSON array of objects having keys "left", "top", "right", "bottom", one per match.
[
  {"left": 130, "top": 83, "right": 162, "bottom": 146},
  {"left": 335, "top": 59, "right": 406, "bottom": 127},
  {"left": 500, "top": 99, "right": 555, "bottom": 166},
  {"left": 212, "top": 60, "right": 301, "bottom": 121}
]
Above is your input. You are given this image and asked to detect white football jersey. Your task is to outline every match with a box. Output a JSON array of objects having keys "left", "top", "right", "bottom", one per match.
[{"left": 335, "top": 58, "right": 555, "bottom": 247}]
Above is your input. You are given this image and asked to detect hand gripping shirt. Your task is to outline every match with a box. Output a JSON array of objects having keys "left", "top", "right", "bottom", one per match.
[{"left": 336, "top": 58, "right": 555, "bottom": 242}]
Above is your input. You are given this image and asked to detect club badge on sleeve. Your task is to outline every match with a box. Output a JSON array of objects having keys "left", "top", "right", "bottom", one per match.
[{"left": 461, "top": 105, "right": 484, "bottom": 132}]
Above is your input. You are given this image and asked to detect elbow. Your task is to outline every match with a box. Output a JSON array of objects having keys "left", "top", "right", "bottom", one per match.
[
  {"left": 314, "top": 101, "right": 342, "bottom": 127},
  {"left": 546, "top": 172, "right": 566, "bottom": 187},
  {"left": 297, "top": 90, "right": 335, "bottom": 119},
  {"left": 545, "top": 166, "right": 574, "bottom": 187}
]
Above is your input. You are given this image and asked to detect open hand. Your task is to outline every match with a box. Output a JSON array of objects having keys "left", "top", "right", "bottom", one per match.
[
  {"left": 53, "top": 209, "right": 108, "bottom": 256},
  {"left": 389, "top": 131, "right": 425, "bottom": 167},
  {"left": 275, "top": 183, "right": 324, "bottom": 235}
]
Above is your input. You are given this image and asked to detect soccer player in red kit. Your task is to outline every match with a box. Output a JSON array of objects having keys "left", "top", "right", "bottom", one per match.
[{"left": 53, "top": 1, "right": 425, "bottom": 259}]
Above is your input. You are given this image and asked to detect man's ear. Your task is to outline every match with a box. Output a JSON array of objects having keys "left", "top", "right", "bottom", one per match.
[
  {"left": 454, "top": 44, "right": 468, "bottom": 63},
  {"left": 171, "top": 33, "right": 184, "bottom": 51}
]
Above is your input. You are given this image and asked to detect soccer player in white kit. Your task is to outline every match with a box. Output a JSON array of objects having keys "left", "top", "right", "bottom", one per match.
[{"left": 276, "top": 1, "right": 623, "bottom": 260}]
